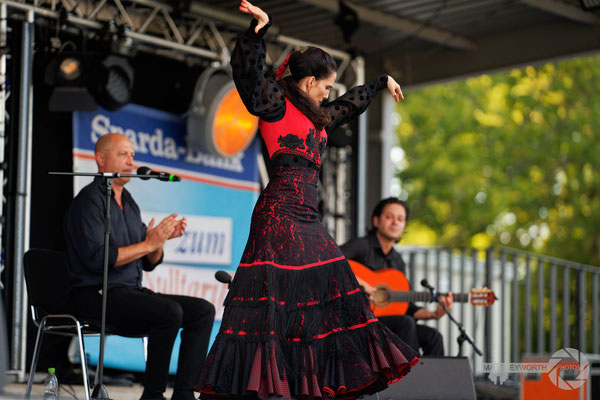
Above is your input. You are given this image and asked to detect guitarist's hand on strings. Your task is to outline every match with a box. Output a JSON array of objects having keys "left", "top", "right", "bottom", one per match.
[
  {"left": 355, "top": 276, "right": 377, "bottom": 297},
  {"left": 432, "top": 292, "right": 454, "bottom": 320}
]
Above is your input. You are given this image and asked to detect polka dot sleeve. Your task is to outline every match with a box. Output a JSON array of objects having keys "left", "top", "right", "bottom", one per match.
[
  {"left": 323, "top": 74, "right": 389, "bottom": 133},
  {"left": 230, "top": 18, "right": 286, "bottom": 123}
]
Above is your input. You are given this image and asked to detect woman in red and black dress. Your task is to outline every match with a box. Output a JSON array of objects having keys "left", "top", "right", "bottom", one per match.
[{"left": 197, "top": 1, "right": 419, "bottom": 399}]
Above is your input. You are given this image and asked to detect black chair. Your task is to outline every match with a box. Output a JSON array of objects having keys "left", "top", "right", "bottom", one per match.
[{"left": 23, "top": 248, "right": 147, "bottom": 400}]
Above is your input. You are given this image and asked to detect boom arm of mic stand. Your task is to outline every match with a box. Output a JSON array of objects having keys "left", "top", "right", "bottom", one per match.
[
  {"left": 49, "top": 171, "right": 179, "bottom": 180},
  {"left": 435, "top": 297, "right": 483, "bottom": 357}
]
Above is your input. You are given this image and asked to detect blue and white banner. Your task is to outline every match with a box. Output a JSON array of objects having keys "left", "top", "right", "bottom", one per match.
[{"left": 72, "top": 104, "right": 260, "bottom": 372}]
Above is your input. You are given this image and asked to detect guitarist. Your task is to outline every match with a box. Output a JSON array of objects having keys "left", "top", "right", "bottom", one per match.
[{"left": 340, "top": 197, "right": 453, "bottom": 356}]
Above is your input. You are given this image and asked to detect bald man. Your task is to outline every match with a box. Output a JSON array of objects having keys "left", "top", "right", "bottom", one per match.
[{"left": 64, "top": 133, "right": 215, "bottom": 400}]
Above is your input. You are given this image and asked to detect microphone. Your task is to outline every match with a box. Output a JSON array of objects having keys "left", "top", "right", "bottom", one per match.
[
  {"left": 137, "top": 166, "right": 182, "bottom": 182},
  {"left": 420, "top": 279, "right": 434, "bottom": 292},
  {"left": 214, "top": 270, "right": 232, "bottom": 286},
  {"left": 421, "top": 279, "right": 438, "bottom": 302}
]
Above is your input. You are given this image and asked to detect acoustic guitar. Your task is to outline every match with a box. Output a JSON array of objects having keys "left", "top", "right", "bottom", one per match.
[{"left": 348, "top": 259, "right": 496, "bottom": 317}]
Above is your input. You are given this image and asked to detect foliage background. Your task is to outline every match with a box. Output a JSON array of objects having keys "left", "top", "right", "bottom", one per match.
[{"left": 395, "top": 54, "right": 600, "bottom": 267}]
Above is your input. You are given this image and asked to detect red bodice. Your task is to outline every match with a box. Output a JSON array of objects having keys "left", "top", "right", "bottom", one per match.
[{"left": 259, "top": 99, "right": 327, "bottom": 167}]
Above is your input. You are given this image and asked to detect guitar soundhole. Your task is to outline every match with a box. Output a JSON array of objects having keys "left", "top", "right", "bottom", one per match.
[{"left": 372, "top": 288, "right": 390, "bottom": 306}]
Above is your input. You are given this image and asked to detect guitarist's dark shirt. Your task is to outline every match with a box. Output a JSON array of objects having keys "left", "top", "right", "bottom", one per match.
[{"left": 340, "top": 233, "right": 421, "bottom": 316}]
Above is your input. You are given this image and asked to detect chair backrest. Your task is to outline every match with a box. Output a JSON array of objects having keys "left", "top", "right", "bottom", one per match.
[{"left": 23, "top": 248, "right": 72, "bottom": 316}]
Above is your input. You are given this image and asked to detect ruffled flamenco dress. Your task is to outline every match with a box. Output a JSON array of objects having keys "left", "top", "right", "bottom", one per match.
[{"left": 196, "top": 17, "right": 419, "bottom": 400}]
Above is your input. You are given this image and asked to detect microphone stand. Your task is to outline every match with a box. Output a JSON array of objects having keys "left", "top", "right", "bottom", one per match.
[
  {"left": 424, "top": 284, "right": 483, "bottom": 358},
  {"left": 50, "top": 171, "right": 172, "bottom": 400}
]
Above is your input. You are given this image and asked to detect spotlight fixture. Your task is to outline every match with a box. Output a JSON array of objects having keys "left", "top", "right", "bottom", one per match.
[
  {"left": 90, "top": 55, "right": 134, "bottom": 111},
  {"left": 45, "top": 51, "right": 134, "bottom": 112},
  {"left": 44, "top": 53, "right": 87, "bottom": 86},
  {"left": 186, "top": 68, "right": 258, "bottom": 157},
  {"left": 45, "top": 53, "right": 97, "bottom": 112},
  {"left": 57, "top": 57, "right": 83, "bottom": 83}
]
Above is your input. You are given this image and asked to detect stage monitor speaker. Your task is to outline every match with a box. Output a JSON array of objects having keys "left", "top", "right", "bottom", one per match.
[{"left": 365, "top": 357, "right": 476, "bottom": 400}]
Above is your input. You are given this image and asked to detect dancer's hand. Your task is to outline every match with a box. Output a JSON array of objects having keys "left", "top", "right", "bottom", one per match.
[
  {"left": 387, "top": 76, "right": 404, "bottom": 102},
  {"left": 239, "top": 0, "right": 269, "bottom": 33}
]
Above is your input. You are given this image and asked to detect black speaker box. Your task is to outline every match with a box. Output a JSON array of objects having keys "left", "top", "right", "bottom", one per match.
[{"left": 365, "top": 357, "right": 476, "bottom": 400}]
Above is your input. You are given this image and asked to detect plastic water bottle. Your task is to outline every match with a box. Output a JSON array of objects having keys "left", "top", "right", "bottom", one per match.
[{"left": 43, "top": 367, "right": 59, "bottom": 400}]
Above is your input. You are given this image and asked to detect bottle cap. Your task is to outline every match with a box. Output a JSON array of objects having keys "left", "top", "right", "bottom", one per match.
[{"left": 48, "top": 367, "right": 55, "bottom": 373}]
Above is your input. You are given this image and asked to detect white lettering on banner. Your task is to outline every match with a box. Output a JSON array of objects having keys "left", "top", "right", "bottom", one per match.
[
  {"left": 141, "top": 212, "right": 233, "bottom": 265},
  {"left": 143, "top": 264, "right": 229, "bottom": 319},
  {"left": 90, "top": 114, "right": 244, "bottom": 172}
]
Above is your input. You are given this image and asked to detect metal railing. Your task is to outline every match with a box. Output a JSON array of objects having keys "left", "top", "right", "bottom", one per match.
[{"left": 396, "top": 245, "right": 600, "bottom": 375}]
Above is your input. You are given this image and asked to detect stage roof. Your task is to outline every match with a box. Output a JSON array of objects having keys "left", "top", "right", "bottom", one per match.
[
  {"left": 201, "top": 0, "right": 600, "bottom": 86},
  {"left": 6, "top": 0, "right": 600, "bottom": 87}
]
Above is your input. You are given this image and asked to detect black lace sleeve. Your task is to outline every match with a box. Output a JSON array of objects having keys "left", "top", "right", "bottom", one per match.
[
  {"left": 230, "top": 18, "right": 286, "bottom": 122},
  {"left": 323, "top": 74, "right": 389, "bottom": 133}
]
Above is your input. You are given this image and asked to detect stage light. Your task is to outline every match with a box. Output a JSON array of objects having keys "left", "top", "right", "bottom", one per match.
[
  {"left": 45, "top": 53, "right": 87, "bottom": 85},
  {"left": 57, "top": 57, "right": 83, "bottom": 83},
  {"left": 90, "top": 55, "right": 134, "bottom": 111},
  {"left": 46, "top": 52, "right": 134, "bottom": 112},
  {"left": 186, "top": 68, "right": 258, "bottom": 157},
  {"left": 45, "top": 53, "right": 97, "bottom": 112}
]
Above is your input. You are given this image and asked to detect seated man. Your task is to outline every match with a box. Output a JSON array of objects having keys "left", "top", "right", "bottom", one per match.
[
  {"left": 64, "top": 133, "right": 215, "bottom": 400},
  {"left": 340, "top": 197, "right": 453, "bottom": 356}
]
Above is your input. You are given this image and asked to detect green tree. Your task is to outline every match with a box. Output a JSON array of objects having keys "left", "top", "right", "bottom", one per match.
[{"left": 396, "top": 54, "right": 600, "bottom": 266}]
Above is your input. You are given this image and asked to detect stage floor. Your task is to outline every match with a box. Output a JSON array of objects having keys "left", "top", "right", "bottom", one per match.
[{"left": 1, "top": 376, "right": 170, "bottom": 400}]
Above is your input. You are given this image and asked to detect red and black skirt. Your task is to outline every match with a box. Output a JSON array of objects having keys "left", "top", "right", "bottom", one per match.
[{"left": 197, "top": 165, "right": 419, "bottom": 399}]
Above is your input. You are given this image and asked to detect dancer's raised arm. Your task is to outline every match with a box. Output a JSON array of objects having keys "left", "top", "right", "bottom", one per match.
[
  {"left": 239, "top": 0, "right": 269, "bottom": 33},
  {"left": 231, "top": 0, "right": 286, "bottom": 122},
  {"left": 323, "top": 75, "right": 404, "bottom": 133}
]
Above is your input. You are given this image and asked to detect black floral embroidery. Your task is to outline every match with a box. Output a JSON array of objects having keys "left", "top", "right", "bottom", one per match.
[
  {"left": 305, "top": 129, "right": 316, "bottom": 155},
  {"left": 278, "top": 134, "right": 305, "bottom": 150},
  {"left": 319, "top": 137, "right": 327, "bottom": 155},
  {"left": 305, "top": 129, "right": 315, "bottom": 147}
]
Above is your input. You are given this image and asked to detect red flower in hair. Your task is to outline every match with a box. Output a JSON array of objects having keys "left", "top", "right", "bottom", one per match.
[{"left": 276, "top": 54, "right": 291, "bottom": 78}]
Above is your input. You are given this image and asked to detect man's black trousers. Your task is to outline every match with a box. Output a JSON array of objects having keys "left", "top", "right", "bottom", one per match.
[
  {"left": 379, "top": 314, "right": 444, "bottom": 356},
  {"left": 72, "top": 286, "right": 215, "bottom": 396}
]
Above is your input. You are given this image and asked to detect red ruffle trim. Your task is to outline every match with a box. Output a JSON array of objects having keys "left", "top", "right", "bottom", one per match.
[{"left": 198, "top": 339, "right": 419, "bottom": 399}]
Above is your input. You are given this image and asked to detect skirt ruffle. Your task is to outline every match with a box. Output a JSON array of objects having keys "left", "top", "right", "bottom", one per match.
[
  {"left": 196, "top": 259, "right": 419, "bottom": 399},
  {"left": 198, "top": 323, "right": 419, "bottom": 399}
]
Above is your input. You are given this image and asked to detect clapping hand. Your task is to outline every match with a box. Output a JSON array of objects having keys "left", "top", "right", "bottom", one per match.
[
  {"left": 145, "top": 213, "right": 186, "bottom": 250},
  {"left": 169, "top": 215, "right": 187, "bottom": 239}
]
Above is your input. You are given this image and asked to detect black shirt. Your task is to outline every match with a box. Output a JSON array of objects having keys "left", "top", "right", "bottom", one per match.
[
  {"left": 340, "top": 233, "right": 421, "bottom": 316},
  {"left": 64, "top": 177, "right": 160, "bottom": 291}
]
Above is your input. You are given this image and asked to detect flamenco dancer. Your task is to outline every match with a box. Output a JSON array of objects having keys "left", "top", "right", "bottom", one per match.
[{"left": 197, "top": 1, "right": 419, "bottom": 398}]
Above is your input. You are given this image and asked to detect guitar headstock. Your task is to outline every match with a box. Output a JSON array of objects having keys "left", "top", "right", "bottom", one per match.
[{"left": 469, "top": 288, "right": 496, "bottom": 306}]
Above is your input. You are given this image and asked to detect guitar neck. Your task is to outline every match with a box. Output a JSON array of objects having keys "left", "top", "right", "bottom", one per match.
[{"left": 387, "top": 291, "right": 469, "bottom": 303}]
